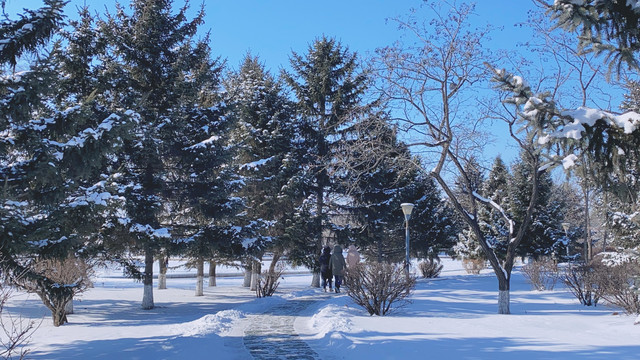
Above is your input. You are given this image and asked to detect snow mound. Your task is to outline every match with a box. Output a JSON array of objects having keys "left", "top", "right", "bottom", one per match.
[
  {"left": 173, "top": 310, "right": 245, "bottom": 337},
  {"left": 310, "top": 304, "right": 354, "bottom": 337}
]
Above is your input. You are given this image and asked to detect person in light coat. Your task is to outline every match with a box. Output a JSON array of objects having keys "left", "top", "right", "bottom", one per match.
[
  {"left": 330, "top": 245, "right": 347, "bottom": 293},
  {"left": 346, "top": 245, "right": 360, "bottom": 269}
]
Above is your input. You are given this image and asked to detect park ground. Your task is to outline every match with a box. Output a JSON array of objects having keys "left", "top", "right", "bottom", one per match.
[{"left": 4, "top": 258, "right": 640, "bottom": 360}]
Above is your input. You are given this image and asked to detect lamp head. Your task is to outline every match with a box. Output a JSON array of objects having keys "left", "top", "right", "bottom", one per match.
[{"left": 401, "top": 203, "right": 415, "bottom": 221}]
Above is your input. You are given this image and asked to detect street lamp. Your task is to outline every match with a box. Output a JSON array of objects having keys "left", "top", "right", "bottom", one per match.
[
  {"left": 561, "top": 222, "right": 570, "bottom": 258},
  {"left": 401, "top": 203, "right": 415, "bottom": 275}
]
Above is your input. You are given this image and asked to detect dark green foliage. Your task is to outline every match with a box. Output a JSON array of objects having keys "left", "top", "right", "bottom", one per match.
[
  {"left": 0, "top": 0, "right": 134, "bottom": 325},
  {"left": 228, "top": 55, "right": 300, "bottom": 260},
  {"left": 281, "top": 36, "right": 368, "bottom": 277},
  {"left": 479, "top": 157, "right": 511, "bottom": 259},
  {"left": 0, "top": 0, "right": 66, "bottom": 67},
  {"left": 550, "top": 0, "right": 640, "bottom": 73}
]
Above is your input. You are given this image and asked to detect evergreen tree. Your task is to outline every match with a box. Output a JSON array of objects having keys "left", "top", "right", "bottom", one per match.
[
  {"left": 95, "top": 0, "right": 227, "bottom": 309},
  {"left": 549, "top": 0, "right": 640, "bottom": 74},
  {"left": 478, "top": 156, "right": 511, "bottom": 260},
  {"left": 226, "top": 55, "right": 301, "bottom": 281},
  {"left": 509, "top": 153, "right": 563, "bottom": 259},
  {"left": 343, "top": 115, "right": 456, "bottom": 263},
  {"left": 282, "top": 36, "right": 367, "bottom": 286},
  {"left": 452, "top": 158, "right": 485, "bottom": 260},
  {"left": 0, "top": 1, "right": 134, "bottom": 326}
]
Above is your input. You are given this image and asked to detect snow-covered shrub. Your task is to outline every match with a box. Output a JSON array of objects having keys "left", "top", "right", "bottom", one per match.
[
  {"left": 344, "top": 262, "right": 416, "bottom": 316},
  {"left": 563, "top": 262, "right": 603, "bottom": 306},
  {"left": 256, "top": 265, "right": 284, "bottom": 298},
  {"left": 521, "top": 258, "right": 560, "bottom": 291},
  {"left": 26, "top": 257, "right": 94, "bottom": 326},
  {"left": 462, "top": 258, "right": 485, "bottom": 275},
  {"left": 418, "top": 259, "right": 443, "bottom": 278},
  {"left": 594, "top": 261, "right": 640, "bottom": 315}
]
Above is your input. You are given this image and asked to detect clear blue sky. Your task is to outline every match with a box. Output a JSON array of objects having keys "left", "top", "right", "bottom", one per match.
[{"left": 3, "top": 0, "right": 538, "bottom": 72}]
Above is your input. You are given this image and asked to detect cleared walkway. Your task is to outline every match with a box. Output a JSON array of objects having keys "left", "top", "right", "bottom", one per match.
[{"left": 243, "top": 295, "right": 328, "bottom": 360}]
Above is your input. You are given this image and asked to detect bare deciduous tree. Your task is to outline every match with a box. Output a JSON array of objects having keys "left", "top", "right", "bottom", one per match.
[{"left": 366, "top": 1, "right": 548, "bottom": 314}]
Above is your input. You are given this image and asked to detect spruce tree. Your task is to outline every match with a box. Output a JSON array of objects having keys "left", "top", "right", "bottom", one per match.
[
  {"left": 282, "top": 36, "right": 367, "bottom": 286},
  {"left": 509, "top": 155, "right": 557, "bottom": 259},
  {"left": 226, "top": 55, "right": 300, "bottom": 285},
  {"left": 452, "top": 158, "right": 486, "bottom": 261},
  {"left": 478, "top": 157, "right": 511, "bottom": 260},
  {"left": 0, "top": 1, "right": 133, "bottom": 326},
  {"left": 343, "top": 115, "right": 456, "bottom": 263},
  {"left": 95, "top": 0, "right": 226, "bottom": 309}
]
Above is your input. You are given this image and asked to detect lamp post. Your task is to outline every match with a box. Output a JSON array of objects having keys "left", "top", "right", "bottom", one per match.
[
  {"left": 401, "top": 203, "right": 415, "bottom": 275},
  {"left": 562, "top": 222, "right": 570, "bottom": 259}
]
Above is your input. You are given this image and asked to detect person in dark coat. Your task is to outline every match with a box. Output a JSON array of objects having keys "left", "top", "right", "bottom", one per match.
[
  {"left": 330, "top": 245, "right": 347, "bottom": 293},
  {"left": 319, "top": 246, "right": 333, "bottom": 292}
]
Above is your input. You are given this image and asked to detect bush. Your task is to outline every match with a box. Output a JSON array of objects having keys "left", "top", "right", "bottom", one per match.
[
  {"left": 462, "top": 258, "right": 485, "bottom": 275},
  {"left": 418, "top": 259, "right": 443, "bottom": 278},
  {"left": 521, "top": 258, "right": 560, "bottom": 291},
  {"left": 563, "top": 262, "right": 603, "bottom": 306},
  {"left": 23, "top": 257, "right": 94, "bottom": 326},
  {"left": 256, "top": 264, "right": 284, "bottom": 298},
  {"left": 344, "top": 262, "right": 416, "bottom": 316},
  {"left": 595, "top": 262, "right": 640, "bottom": 314}
]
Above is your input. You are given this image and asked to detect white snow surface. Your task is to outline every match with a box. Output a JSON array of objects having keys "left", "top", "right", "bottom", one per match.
[{"left": 5, "top": 258, "right": 640, "bottom": 360}]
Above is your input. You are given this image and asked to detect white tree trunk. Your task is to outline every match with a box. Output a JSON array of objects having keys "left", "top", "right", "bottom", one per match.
[
  {"left": 208, "top": 261, "right": 216, "bottom": 287},
  {"left": 498, "top": 290, "right": 510, "bottom": 314},
  {"left": 311, "top": 271, "right": 321, "bottom": 288},
  {"left": 158, "top": 273, "right": 167, "bottom": 290},
  {"left": 142, "top": 283, "right": 154, "bottom": 310},
  {"left": 158, "top": 255, "right": 168, "bottom": 290},
  {"left": 243, "top": 268, "right": 251, "bottom": 287},
  {"left": 195, "top": 258, "right": 204, "bottom": 296},
  {"left": 250, "top": 261, "right": 260, "bottom": 292},
  {"left": 64, "top": 299, "right": 73, "bottom": 315}
]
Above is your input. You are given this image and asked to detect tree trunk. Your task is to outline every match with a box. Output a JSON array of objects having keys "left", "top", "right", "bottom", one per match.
[
  {"left": 243, "top": 267, "right": 251, "bottom": 287},
  {"left": 158, "top": 254, "right": 168, "bottom": 290},
  {"left": 208, "top": 261, "right": 216, "bottom": 287},
  {"left": 582, "top": 183, "right": 593, "bottom": 261},
  {"left": 195, "top": 258, "right": 204, "bottom": 296},
  {"left": 64, "top": 299, "right": 73, "bottom": 315},
  {"left": 498, "top": 277, "right": 511, "bottom": 314},
  {"left": 51, "top": 306, "right": 68, "bottom": 327},
  {"left": 250, "top": 261, "right": 261, "bottom": 291},
  {"left": 311, "top": 272, "right": 321, "bottom": 288},
  {"left": 141, "top": 247, "right": 154, "bottom": 310},
  {"left": 268, "top": 252, "right": 281, "bottom": 274}
]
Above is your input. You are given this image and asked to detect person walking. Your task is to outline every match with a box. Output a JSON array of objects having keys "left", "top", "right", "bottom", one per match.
[
  {"left": 346, "top": 245, "right": 360, "bottom": 269},
  {"left": 319, "top": 246, "right": 333, "bottom": 292},
  {"left": 330, "top": 245, "right": 347, "bottom": 293}
]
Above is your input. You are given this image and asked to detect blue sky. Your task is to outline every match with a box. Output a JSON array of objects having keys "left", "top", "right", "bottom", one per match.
[{"left": 4, "top": 0, "right": 538, "bottom": 72}]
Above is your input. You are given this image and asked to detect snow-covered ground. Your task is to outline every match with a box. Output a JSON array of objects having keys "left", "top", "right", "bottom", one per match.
[{"left": 4, "top": 258, "right": 639, "bottom": 360}]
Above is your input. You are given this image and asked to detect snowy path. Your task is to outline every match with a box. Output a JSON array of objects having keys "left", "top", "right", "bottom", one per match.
[{"left": 243, "top": 294, "right": 329, "bottom": 359}]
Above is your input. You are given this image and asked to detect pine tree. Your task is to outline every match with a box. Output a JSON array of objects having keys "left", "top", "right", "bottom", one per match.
[
  {"left": 478, "top": 156, "right": 511, "bottom": 261},
  {"left": 226, "top": 55, "right": 301, "bottom": 285},
  {"left": 509, "top": 154, "right": 557, "bottom": 259},
  {"left": 343, "top": 115, "right": 456, "bottom": 263},
  {"left": 0, "top": 1, "right": 133, "bottom": 326},
  {"left": 549, "top": 0, "right": 640, "bottom": 74},
  {"left": 452, "top": 158, "right": 486, "bottom": 260},
  {"left": 94, "top": 0, "right": 226, "bottom": 309},
  {"left": 282, "top": 36, "right": 367, "bottom": 286}
]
